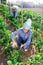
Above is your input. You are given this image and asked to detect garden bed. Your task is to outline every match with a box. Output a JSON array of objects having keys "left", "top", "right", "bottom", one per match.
[{"left": 0, "top": 4, "right": 43, "bottom": 65}]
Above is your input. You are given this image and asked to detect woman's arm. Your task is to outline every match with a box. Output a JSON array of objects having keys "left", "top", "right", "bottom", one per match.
[{"left": 11, "top": 29, "right": 21, "bottom": 40}]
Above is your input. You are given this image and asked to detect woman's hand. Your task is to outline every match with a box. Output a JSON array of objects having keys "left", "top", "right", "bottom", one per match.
[{"left": 21, "top": 44, "right": 25, "bottom": 48}]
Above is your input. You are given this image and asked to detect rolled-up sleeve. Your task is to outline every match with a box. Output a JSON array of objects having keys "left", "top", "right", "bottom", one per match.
[
  {"left": 25, "top": 31, "right": 32, "bottom": 46},
  {"left": 11, "top": 29, "right": 20, "bottom": 39}
]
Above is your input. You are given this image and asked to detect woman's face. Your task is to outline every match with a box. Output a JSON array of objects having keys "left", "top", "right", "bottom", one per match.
[{"left": 23, "top": 28, "right": 29, "bottom": 33}]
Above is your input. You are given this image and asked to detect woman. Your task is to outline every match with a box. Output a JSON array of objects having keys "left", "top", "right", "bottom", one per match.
[
  {"left": 11, "top": 18, "right": 32, "bottom": 51},
  {"left": 10, "top": 5, "right": 19, "bottom": 18}
]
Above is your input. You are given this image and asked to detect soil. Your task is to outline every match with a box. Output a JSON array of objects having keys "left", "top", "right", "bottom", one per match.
[
  {"left": 5, "top": 19, "right": 16, "bottom": 32},
  {"left": 19, "top": 45, "right": 35, "bottom": 62},
  {"left": 7, "top": 22, "right": 16, "bottom": 32},
  {"left": 0, "top": 45, "right": 7, "bottom": 65}
]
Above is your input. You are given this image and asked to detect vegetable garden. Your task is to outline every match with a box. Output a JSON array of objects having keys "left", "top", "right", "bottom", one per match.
[{"left": 0, "top": 4, "right": 43, "bottom": 65}]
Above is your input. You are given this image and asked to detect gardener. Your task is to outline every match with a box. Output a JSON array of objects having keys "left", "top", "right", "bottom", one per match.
[
  {"left": 10, "top": 5, "right": 19, "bottom": 18},
  {"left": 11, "top": 18, "right": 32, "bottom": 51}
]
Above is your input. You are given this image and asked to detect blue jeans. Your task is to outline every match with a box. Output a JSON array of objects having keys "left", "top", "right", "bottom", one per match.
[
  {"left": 16, "top": 36, "right": 29, "bottom": 49},
  {"left": 12, "top": 10, "right": 18, "bottom": 18},
  {"left": 16, "top": 36, "right": 23, "bottom": 46}
]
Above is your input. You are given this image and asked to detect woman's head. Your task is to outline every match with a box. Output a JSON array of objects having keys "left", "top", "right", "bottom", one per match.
[
  {"left": 12, "top": 7, "right": 16, "bottom": 10},
  {"left": 23, "top": 28, "right": 29, "bottom": 33},
  {"left": 12, "top": 5, "right": 18, "bottom": 10},
  {"left": 23, "top": 18, "right": 32, "bottom": 33}
]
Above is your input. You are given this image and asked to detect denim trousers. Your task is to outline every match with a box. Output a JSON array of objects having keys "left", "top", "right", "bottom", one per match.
[{"left": 16, "top": 36, "right": 29, "bottom": 49}]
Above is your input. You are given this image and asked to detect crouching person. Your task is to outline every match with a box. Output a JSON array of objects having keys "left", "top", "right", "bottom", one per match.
[
  {"left": 11, "top": 18, "right": 32, "bottom": 51},
  {"left": 10, "top": 5, "right": 19, "bottom": 18}
]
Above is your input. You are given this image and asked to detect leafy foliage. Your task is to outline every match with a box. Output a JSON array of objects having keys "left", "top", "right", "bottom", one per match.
[
  {"left": 27, "top": 53, "right": 42, "bottom": 65},
  {"left": 33, "top": 30, "right": 38, "bottom": 37},
  {"left": 3, "top": 5, "right": 11, "bottom": 19},
  {"left": 36, "top": 39, "right": 43, "bottom": 52},
  {"left": 0, "top": 16, "right": 7, "bottom": 28},
  {"left": 40, "top": 22, "right": 43, "bottom": 31},
  {"left": 7, "top": 50, "right": 20, "bottom": 62},
  {"left": 0, "top": 5, "right": 43, "bottom": 65},
  {"left": 12, "top": 18, "right": 23, "bottom": 29},
  {"left": 7, "top": 60, "right": 26, "bottom": 65},
  {"left": 32, "top": 21, "right": 40, "bottom": 30},
  {"left": 0, "top": 4, "right": 3, "bottom": 13}
]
